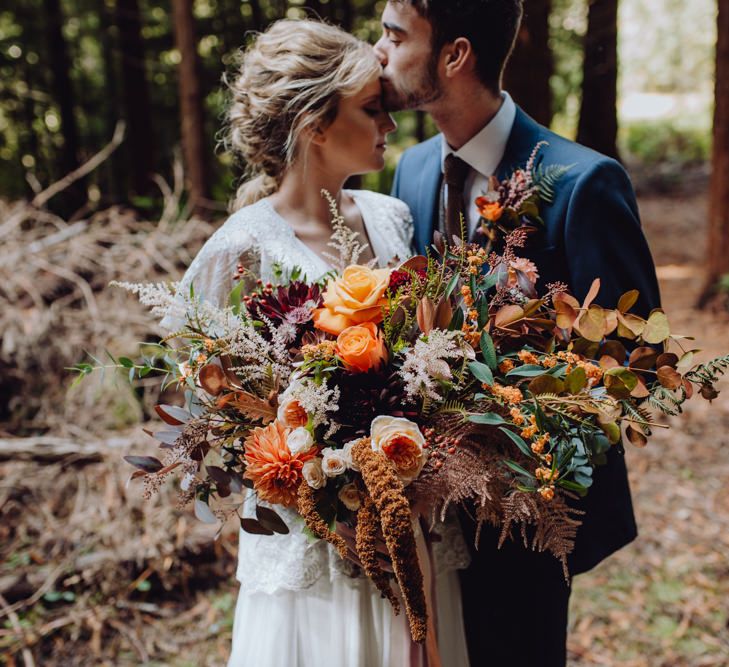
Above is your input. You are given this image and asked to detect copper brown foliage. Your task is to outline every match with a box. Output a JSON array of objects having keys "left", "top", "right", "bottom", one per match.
[
  {"left": 412, "top": 415, "right": 583, "bottom": 575},
  {"left": 296, "top": 481, "right": 349, "bottom": 561},
  {"left": 352, "top": 438, "right": 427, "bottom": 643},
  {"left": 355, "top": 495, "right": 400, "bottom": 613}
]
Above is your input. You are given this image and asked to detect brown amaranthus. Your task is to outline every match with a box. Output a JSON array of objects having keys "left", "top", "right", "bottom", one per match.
[
  {"left": 296, "top": 481, "right": 349, "bottom": 561},
  {"left": 352, "top": 438, "right": 427, "bottom": 643},
  {"left": 355, "top": 495, "right": 400, "bottom": 614}
]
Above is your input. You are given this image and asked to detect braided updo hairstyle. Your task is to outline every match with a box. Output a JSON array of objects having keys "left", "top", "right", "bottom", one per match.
[{"left": 226, "top": 19, "right": 382, "bottom": 210}]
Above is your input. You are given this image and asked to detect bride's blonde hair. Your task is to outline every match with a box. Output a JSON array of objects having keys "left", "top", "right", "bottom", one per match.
[{"left": 226, "top": 19, "right": 382, "bottom": 210}]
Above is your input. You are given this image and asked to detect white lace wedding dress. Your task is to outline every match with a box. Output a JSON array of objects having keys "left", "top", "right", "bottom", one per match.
[{"left": 161, "top": 190, "right": 471, "bottom": 667}]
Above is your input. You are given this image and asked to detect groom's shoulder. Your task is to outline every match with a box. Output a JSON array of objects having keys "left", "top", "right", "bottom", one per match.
[{"left": 533, "top": 124, "right": 625, "bottom": 181}]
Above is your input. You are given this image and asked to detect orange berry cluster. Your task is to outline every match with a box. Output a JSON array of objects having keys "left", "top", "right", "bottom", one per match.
[
  {"left": 466, "top": 248, "right": 488, "bottom": 276},
  {"left": 483, "top": 383, "right": 524, "bottom": 405},
  {"left": 302, "top": 341, "right": 338, "bottom": 362}
]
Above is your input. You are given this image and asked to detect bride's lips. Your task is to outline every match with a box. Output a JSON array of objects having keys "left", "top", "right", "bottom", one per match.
[{"left": 376, "top": 143, "right": 387, "bottom": 151}]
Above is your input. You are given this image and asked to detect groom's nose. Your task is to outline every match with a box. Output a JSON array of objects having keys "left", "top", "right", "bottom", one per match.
[{"left": 373, "top": 37, "right": 388, "bottom": 66}]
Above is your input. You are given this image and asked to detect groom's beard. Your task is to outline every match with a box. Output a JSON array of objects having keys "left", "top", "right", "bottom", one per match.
[{"left": 382, "top": 57, "right": 442, "bottom": 112}]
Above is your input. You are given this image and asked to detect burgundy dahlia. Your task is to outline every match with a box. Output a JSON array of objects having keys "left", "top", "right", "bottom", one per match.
[
  {"left": 247, "top": 281, "right": 323, "bottom": 326},
  {"left": 388, "top": 269, "right": 427, "bottom": 292}
]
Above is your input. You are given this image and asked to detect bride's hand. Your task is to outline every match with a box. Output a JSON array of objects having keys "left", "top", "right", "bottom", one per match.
[{"left": 335, "top": 521, "right": 394, "bottom": 573}]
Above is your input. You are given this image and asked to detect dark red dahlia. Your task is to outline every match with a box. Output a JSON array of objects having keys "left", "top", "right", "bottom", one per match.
[
  {"left": 246, "top": 281, "right": 323, "bottom": 325},
  {"left": 388, "top": 268, "right": 427, "bottom": 292}
]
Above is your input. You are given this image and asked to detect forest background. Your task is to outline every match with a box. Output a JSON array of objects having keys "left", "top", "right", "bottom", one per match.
[{"left": 1, "top": 0, "right": 728, "bottom": 665}]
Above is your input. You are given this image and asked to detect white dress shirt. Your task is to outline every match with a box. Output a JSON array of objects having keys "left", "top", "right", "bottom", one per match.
[{"left": 440, "top": 91, "right": 517, "bottom": 238}]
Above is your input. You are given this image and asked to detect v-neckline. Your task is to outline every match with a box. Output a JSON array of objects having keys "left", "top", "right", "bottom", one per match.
[{"left": 260, "top": 191, "right": 377, "bottom": 272}]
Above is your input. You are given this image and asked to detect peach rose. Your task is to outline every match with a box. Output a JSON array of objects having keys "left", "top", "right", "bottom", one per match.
[
  {"left": 277, "top": 384, "right": 308, "bottom": 429},
  {"left": 335, "top": 322, "right": 388, "bottom": 373},
  {"left": 370, "top": 416, "right": 427, "bottom": 485},
  {"left": 313, "top": 265, "right": 391, "bottom": 335},
  {"left": 243, "top": 420, "right": 315, "bottom": 507}
]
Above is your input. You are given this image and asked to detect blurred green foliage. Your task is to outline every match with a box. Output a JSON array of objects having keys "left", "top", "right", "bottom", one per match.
[{"left": 0, "top": 0, "right": 716, "bottom": 208}]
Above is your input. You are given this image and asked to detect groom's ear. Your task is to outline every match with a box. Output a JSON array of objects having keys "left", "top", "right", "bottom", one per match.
[{"left": 442, "top": 37, "right": 473, "bottom": 78}]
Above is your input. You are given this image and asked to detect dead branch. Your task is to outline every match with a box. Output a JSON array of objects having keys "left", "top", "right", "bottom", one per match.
[{"left": 31, "top": 121, "right": 126, "bottom": 209}]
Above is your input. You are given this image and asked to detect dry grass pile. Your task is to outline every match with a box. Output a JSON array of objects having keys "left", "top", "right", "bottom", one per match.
[
  {"left": 0, "top": 439, "right": 238, "bottom": 666},
  {"left": 0, "top": 157, "right": 239, "bottom": 666},
  {"left": 0, "top": 165, "right": 217, "bottom": 436}
]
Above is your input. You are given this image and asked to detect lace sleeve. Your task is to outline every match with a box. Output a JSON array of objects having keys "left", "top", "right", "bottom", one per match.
[
  {"left": 159, "top": 218, "right": 260, "bottom": 331},
  {"left": 389, "top": 196, "right": 415, "bottom": 255}
]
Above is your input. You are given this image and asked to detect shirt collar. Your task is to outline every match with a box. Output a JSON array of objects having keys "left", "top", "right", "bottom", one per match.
[{"left": 440, "top": 91, "right": 517, "bottom": 177}]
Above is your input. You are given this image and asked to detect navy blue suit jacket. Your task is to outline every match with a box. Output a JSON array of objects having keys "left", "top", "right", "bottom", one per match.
[{"left": 392, "top": 107, "right": 661, "bottom": 575}]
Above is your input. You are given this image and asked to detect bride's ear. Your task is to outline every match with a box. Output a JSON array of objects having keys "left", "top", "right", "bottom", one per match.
[{"left": 305, "top": 123, "right": 328, "bottom": 146}]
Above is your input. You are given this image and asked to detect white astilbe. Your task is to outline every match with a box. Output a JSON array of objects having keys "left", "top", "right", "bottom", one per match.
[
  {"left": 225, "top": 317, "right": 295, "bottom": 383},
  {"left": 112, "top": 280, "right": 240, "bottom": 337},
  {"left": 320, "top": 190, "right": 370, "bottom": 272},
  {"left": 112, "top": 280, "right": 180, "bottom": 320},
  {"left": 399, "top": 330, "right": 474, "bottom": 402},
  {"left": 288, "top": 376, "right": 341, "bottom": 436}
]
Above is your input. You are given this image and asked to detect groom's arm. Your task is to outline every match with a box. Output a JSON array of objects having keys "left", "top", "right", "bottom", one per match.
[
  {"left": 563, "top": 158, "right": 661, "bottom": 318},
  {"left": 391, "top": 153, "right": 404, "bottom": 199}
]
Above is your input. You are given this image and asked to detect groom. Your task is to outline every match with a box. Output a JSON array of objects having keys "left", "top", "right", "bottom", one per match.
[{"left": 375, "top": 1, "right": 661, "bottom": 665}]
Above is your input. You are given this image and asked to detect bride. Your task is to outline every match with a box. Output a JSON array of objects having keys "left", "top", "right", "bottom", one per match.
[{"left": 162, "top": 19, "right": 470, "bottom": 667}]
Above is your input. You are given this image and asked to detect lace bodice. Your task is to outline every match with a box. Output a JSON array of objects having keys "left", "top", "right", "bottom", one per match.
[{"left": 161, "top": 190, "right": 469, "bottom": 593}]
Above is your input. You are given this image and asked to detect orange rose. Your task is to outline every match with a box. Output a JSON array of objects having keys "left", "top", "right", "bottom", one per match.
[
  {"left": 336, "top": 322, "right": 388, "bottom": 373},
  {"left": 243, "top": 420, "right": 315, "bottom": 507},
  {"left": 370, "top": 416, "right": 427, "bottom": 485},
  {"left": 313, "top": 265, "right": 391, "bottom": 335},
  {"left": 475, "top": 197, "right": 504, "bottom": 222}
]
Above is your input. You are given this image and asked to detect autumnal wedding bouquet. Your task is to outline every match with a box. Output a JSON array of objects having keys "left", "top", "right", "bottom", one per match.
[{"left": 85, "top": 157, "right": 727, "bottom": 643}]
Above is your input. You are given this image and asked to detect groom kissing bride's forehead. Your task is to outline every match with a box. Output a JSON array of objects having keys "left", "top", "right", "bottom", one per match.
[{"left": 377, "top": 1, "right": 661, "bottom": 666}]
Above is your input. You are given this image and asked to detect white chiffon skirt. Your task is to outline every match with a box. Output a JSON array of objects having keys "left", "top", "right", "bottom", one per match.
[{"left": 228, "top": 568, "right": 470, "bottom": 667}]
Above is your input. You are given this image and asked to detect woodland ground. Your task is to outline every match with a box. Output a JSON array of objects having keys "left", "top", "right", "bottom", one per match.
[{"left": 1, "top": 186, "right": 727, "bottom": 667}]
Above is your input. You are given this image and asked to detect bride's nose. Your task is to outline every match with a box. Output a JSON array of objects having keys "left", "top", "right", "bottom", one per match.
[{"left": 380, "top": 112, "right": 397, "bottom": 134}]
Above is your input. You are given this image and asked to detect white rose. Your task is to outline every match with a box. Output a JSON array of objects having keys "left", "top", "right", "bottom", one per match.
[
  {"left": 321, "top": 447, "right": 347, "bottom": 478},
  {"left": 338, "top": 483, "right": 361, "bottom": 511},
  {"left": 342, "top": 440, "right": 361, "bottom": 472},
  {"left": 302, "top": 458, "right": 326, "bottom": 490},
  {"left": 370, "top": 415, "right": 427, "bottom": 485},
  {"left": 287, "top": 427, "right": 315, "bottom": 455}
]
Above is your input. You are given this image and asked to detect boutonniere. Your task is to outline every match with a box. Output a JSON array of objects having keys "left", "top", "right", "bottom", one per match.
[{"left": 475, "top": 141, "right": 572, "bottom": 252}]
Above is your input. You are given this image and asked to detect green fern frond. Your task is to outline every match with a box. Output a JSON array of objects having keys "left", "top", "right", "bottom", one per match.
[
  {"left": 647, "top": 386, "right": 687, "bottom": 416},
  {"left": 684, "top": 354, "right": 729, "bottom": 385},
  {"left": 534, "top": 164, "right": 574, "bottom": 204},
  {"left": 620, "top": 400, "right": 654, "bottom": 435},
  {"left": 437, "top": 399, "right": 467, "bottom": 416}
]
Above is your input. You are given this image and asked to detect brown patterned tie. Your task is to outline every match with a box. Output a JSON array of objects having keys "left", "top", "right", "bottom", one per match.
[{"left": 443, "top": 153, "right": 470, "bottom": 244}]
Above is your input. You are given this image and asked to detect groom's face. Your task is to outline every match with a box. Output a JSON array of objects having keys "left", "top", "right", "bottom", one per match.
[{"left": 374, "top": 2, "right": 442, "bottom": 111}]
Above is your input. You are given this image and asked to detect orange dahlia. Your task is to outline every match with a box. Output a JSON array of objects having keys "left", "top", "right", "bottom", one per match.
[{"left": 243, "top": 420, "right": 315, "bottom": 507}]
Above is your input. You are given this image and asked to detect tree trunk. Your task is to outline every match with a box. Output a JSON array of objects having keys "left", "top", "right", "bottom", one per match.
[
  {"left": 116, "top": 0, "right": 155, "bottom": 196},
  {"left": 43, "top": 0, "right": 85, "bottom": 211},
  {"left": 247, "top": 0, "right": 264, "bottom": 30},
  {"left": 99, "top": 0, "right": 122, "bottom": 203},
  {"left": 503, "top": 0, "right": 553, "bottom": 127},
  {"left": 699, "top": 0, "right": 729, "bottom": 306},
  {"left": 339, "top": 0, "right": 354, "bottom": 30},
  {"left": 302, "top": 0, "right": 324, "bottom": 19},
  {"left": 171, "top": 0, "right": 211, "bottom": 215},
  {"left": 576, "top": 0, "right": 620, "bottom": 160}
]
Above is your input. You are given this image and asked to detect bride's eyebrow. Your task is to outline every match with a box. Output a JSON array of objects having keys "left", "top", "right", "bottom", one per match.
[{"left": 362, "top": 94, "right": 381, "bottom": 106}]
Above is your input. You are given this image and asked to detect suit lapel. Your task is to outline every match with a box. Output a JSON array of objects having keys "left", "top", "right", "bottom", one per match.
[
  {"left": 494, "top": 106, "right": 543, "bottom": 181},
  {"left": 414, "top": 137, "right": 443, "bottom": 254}
]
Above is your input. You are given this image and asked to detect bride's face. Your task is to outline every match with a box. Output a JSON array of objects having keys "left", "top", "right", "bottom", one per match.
[{"left": 315, "top": 76, "right": 397, "bottom": 176}]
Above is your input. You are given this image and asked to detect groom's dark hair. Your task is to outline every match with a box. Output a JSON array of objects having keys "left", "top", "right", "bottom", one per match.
[{"left": 395, "top": 0, "right": 523, "bottom": 93}]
